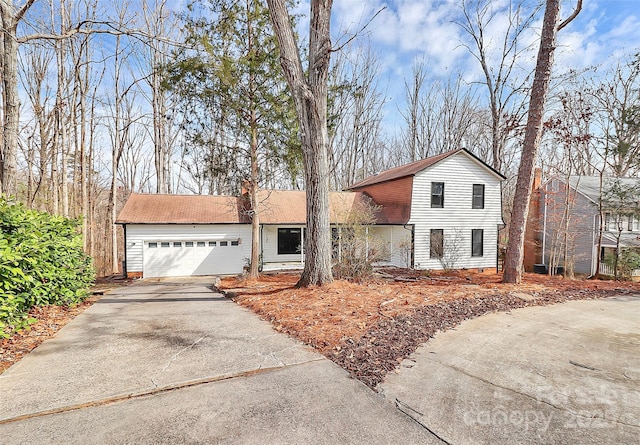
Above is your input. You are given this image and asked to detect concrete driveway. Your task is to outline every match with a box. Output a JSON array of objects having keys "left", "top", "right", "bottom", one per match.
[
  {"left": 0, "top": 279, "right": 441, "bottom": 444},
  {"left": 381, "top": 295, "right": 640, "bottom": 444}
]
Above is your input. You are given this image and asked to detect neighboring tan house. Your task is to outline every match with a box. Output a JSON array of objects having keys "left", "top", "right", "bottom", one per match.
[
  {"left": 525, "top": 175, "right": 640, "bottom": 277},
  {"left": 116, "top": 148, "right": 505, "bottom": 278}
]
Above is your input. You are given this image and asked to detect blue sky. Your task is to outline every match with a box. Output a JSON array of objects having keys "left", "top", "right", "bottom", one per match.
[{"left": 288, "top": 0, "right": 640, "bottom": 133}]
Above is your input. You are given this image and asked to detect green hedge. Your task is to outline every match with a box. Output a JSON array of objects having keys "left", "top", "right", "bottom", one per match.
[{"left": 0, "top": 198, "right": 95, "bottom": 337}]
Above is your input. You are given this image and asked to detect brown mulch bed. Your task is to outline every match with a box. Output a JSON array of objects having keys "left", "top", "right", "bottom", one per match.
[
  {"left": 222, "top": 270, "right": 640, "bottom": 389},
  {"left": 0, "top": 275, "right": 133, "bottom": 374}
]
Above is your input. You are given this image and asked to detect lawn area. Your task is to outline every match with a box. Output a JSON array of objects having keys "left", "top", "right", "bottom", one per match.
[{"left": 221, "top": 269, "right": 640, "bottom": 388}]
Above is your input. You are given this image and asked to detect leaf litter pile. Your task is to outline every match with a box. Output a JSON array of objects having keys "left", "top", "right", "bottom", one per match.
[{"left": 222, "top": 269, "right": 640, "bottom": 389}]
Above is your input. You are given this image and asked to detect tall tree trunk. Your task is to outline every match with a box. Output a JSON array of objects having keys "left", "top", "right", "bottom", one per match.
[
  {"left": 247, "top": 3, "right": 260, "bottom": 279},
  {"left": 267, "top": 0, "right": 333, "bottom": 287},
  {"left": 503, "top": 0, "right": 582, "bottom": 283},
  {"left": 1, "top": 8, "right": 19, "bottom": 196}
]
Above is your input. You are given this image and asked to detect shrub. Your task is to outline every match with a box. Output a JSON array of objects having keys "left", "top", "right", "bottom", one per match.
[
  {"left": 0, "top": 198, "right": 95, "bottom": 337},
  {"left": 332, "top": 197, "right": 388, "bottom": 282}
]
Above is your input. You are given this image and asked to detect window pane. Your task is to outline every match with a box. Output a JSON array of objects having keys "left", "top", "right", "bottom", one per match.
[
  {"left": 209, "top": 241, "right": 217, "bottom": 246},
  {"left": 431, "top": 182, "right": 444, "bottom": 208},
  {"left": 185, "top": 241, "right": 194, "bottom": 247},
  {"left": 231, "top": 240, "right": 239, "bottom": 246},
  {"left": 472, "top": 184, "right": 485, "bottom": 209},
  {"left": 173, "top": 241, "right": 182, "bottom": 247},
  {"left": 161, "top": 242, "right": 170, "bottom": 248},
  {"left": 220, "top": 241, "right": 228, "bottom": 246},
  {"left": 148, "top": 242, "right": 157, "bottom": 248},
  {"left": 278, "top": 228, "right": 302, "bottom": 254},
  {"left": 430, "top": 229, "right": 443, "bottom": 258},
  {"left": 197, "top": 241, "right": 205, "bottom": 247},
  {"left": 472, "top": 229, "right": 483, "bottom": 257}
]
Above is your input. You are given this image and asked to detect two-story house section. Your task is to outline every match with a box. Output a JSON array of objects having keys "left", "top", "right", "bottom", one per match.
[
  {"left": 347, "top": 148, "right": 505, "bottom": 271},
  {"left": 532, "top": 175, "right": 640, "bottom": 277},
  {"left": 118, "top": 148, "right": 506, "bottom": 278}
]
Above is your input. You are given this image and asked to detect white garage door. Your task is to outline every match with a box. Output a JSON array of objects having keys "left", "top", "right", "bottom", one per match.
[{"left": 143, "top": 240, "right": 243, "bottom": 277}]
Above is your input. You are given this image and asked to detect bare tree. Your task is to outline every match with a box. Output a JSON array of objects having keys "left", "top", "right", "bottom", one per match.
[
  {"left": 327, "top": 40, "right": 387, "bottom": 189},
  {"left": 503, "top": 0, "right": 582, "bottom": 284},
  {"left": 591, "top": 54, "right": 640, "bottom": 177},
  {"left": 267, "top": 0, "right": 334, "bottom": 287},
  {"left": 457, "top": 0, "right": 541, "bottom": 173}
]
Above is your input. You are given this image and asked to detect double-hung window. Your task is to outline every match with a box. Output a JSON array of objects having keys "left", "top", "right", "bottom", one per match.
[
  {"left": 430, "top": 229, "right": 444, "bottom": 258},
  {"left": 472, "top": 184, "right": 485, "bottom": 209},
  {"left": 431, "top": 182, "right": 444, "bottom": 208},
  {"left": 471, "top": 229, "right": 484, "bottom": 257}
]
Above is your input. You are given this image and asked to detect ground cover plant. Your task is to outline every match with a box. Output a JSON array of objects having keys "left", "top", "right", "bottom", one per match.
[
  {"left": 222, "top": 269, "right": 640, "bottom": 388},
  {"left": 0, "top": 197, "right": 95, "bottom": 338}
]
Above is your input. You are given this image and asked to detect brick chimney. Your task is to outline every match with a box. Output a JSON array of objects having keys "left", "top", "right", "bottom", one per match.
[{"left": 533, "top": 168, "right": 542, "bottom": 190}]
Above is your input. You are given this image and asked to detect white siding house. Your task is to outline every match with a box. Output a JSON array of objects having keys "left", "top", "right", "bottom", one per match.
[
  {"left": 117, "top": 148, "right": 505, "bottom": 278},
  {"left": 408, "top": 152, "right": 504, "bottom": 270}
]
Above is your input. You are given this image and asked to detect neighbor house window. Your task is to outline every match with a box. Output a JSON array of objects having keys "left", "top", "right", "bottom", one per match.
[
  {"left": 628, "top": 216, "right": 635, "bottom": 232},
  {"left": 278, "top": 228, "right": 303, "bottom": 254},
  {"left": 472, "top": 184, "right": 485, "bottom": 209},
  {"left": 430, "top": 229, "right": 443, "bottom": 258},
  {"left": 604, "top": 213, "right": 611, "bottom": 231},
  {"left": 472, "top": 229, "right": 484, "bottom": 257},
  {"left": 431, "top": 182, "right": 444, "bottom": 208}
]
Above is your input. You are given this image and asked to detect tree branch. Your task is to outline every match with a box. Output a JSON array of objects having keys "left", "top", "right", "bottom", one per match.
[
  {"left": 331, "top": 6, "right": 386, "bottom": 53},
  {"left": 557, "top": 0, "right": 582, "bottom": 31},
  {"left": 15, "top": 0, "right": 37, "bottom": 24}
]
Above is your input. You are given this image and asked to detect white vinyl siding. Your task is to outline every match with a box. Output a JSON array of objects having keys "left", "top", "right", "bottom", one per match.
[
  {"left": 368, "top": 225, "right": 413, "bottom": 268},
  {"left": 124, "top": 224, "right": 252, "bottom": 276},
  {"left": 262, "top": 225, "right": 306, "bottom": 264},
  {"left": 408, "top": 152, "right": 503, "bottom": 270},
  {"left": 261, "top": 225, "right": 412, "bottom": 268}
]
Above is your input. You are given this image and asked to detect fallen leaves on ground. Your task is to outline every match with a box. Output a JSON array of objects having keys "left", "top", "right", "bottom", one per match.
[
  {"left": 0, "top": 276, "right": 132, "bottom": 374},
  {"left": 222, "top": 269, "right": 640, "bottom": 389}
]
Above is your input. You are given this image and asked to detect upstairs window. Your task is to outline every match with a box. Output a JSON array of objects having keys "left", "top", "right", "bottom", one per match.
[
  {"left": 472, "top": 184, "right": 485, "bottom": 209},
  {"left": 472, "top": 229, "right": 484, "bottom": 257},
  {"left": 431, "top": 182, "right": 445, "bottom": 208},
  {"left": 430, "top": 229, "right": 444, "bottom": 258}
]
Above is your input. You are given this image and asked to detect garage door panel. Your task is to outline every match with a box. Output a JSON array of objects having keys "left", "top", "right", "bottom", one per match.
[{"left": 143, "top": 240, "right": 243, "bottom": 277}]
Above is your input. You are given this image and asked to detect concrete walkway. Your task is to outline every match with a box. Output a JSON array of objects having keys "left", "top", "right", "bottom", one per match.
[
  {"left": 381, "top": 296, "right": 640, "bottom": 444},
  {"left": 0, "top": 279, "right": 441, "bottom": 444}
]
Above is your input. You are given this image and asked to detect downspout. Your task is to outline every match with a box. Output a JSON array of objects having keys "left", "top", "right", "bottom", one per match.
[
  {"left": 300, "top": 225, "right": 305, "bottom": 266},
  {"left": 122, "top": 224, "right": 128, "bottom": 278},
  {"left": 542, "top": 189, "right": 548, "bottom": 266},
  {"left": 259, "top": 224, "right": 264, "bottom": 272}
]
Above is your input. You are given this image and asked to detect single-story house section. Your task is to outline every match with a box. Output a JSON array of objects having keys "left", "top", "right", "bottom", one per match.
[{"left": 116, "top": 148, "right": 505, "bottom": 278}]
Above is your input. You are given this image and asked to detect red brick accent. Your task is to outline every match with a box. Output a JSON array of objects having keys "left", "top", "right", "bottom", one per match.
[
  {"left": 127, "top": 271, "right": 143, "bottom": 279},
  {"left": 523, "top": 185, "right": 542, "bottom": 272},
  {"left": 352, "top": 176, "right": 413, "bottom": 224}
]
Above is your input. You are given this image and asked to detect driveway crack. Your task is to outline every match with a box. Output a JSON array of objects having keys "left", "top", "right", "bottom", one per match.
[
  {"left": 0, "top": 358, "right": 324, "bottom": 426},
  {"left": 421, "top": 357, "right": 640, "bottom": 429}
]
